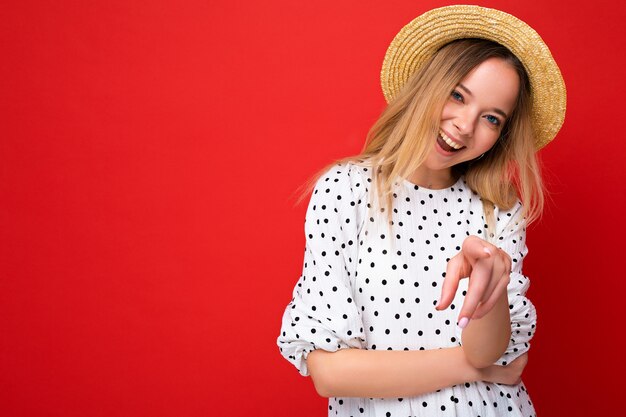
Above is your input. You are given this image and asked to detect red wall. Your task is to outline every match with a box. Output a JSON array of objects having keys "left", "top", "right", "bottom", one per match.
[{"left": 1, "top": 0, "right": 624, "bottom": 415}]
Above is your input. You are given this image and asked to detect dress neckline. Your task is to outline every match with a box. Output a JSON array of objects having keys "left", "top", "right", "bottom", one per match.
[{"left": 400, "top": 175, "right": 465, "bottom": 194}]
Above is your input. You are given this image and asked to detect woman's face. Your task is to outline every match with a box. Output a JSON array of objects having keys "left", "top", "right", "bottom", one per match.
[{"left": 426, "top": 57, "right": 520, "bottom": 169}]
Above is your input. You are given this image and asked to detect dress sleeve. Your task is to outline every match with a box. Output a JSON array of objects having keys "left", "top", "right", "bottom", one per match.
[
  {"left": 276, "top": 162, "right": 368, "bottom": 376},
  {"left": 492, "top": 200, "right": 537, "bottom": 366}
]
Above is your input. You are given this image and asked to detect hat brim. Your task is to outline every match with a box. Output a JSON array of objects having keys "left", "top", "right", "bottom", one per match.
[{"left": 380, "top": 5, "right": 566, "bottom": 150}]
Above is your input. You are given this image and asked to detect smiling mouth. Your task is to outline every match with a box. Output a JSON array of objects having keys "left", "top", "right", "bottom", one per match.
[{"left": 437, "top": 131, "right": 465, "bottom": 153}]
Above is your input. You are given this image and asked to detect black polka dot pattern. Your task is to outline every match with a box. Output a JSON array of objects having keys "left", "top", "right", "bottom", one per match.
[{"left": 278, "top": 162, "right": 537, "bottom": 416}]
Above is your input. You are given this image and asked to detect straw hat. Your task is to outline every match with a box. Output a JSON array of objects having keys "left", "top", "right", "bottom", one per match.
[{"left": 380, "top": 5, "right": 566, "bottom": 150}]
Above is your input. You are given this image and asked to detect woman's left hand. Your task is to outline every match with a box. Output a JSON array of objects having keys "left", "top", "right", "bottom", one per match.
[
  {"left": 480, "top": 352, "right": 529, "bottom": 385},
  {"left": 435, "top": 235, "right": 511, "bottom": 326}
]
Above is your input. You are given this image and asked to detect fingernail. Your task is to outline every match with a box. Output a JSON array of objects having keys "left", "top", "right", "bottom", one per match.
[
  {"left": 435, "top": 300, "right": 440, "bottom": 309},
  {"left": 458, "top": 317, "right": 470, "bottom": 329},
  {"left": 483, "top": 247, "right": 492, "bottom": 255}
]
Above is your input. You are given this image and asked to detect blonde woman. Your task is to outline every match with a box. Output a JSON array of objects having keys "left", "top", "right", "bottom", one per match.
[{"left": 277, "top": 5, "right": 565, "bottom": 417}]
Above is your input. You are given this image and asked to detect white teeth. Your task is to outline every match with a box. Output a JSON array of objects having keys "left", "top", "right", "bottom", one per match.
[{"left": 440, "top": 131, "right": 463, "bottom": 149}]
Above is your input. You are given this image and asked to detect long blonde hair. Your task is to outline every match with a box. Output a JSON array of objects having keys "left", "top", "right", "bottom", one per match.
[{"left": 297, "top": 39, "right": 544, "bottom": 235}]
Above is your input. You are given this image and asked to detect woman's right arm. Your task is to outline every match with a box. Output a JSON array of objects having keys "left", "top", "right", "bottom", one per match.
[
  {"left": 308, "top": 347, "right": 529, "bottom": 398},
  {"left": 307, "top": 346, "right": 480, "bottom": 398}
]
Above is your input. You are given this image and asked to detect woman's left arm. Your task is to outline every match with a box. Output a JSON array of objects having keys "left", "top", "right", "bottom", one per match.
[
  {"left": 457, "top": 246, "right": 512, "bottom": 368},
  {"left": 436, "top": 202, "right": 536, "bottom": 369},
  {"left": 436, "top": 238, "right": 513, "bottom": 368}
]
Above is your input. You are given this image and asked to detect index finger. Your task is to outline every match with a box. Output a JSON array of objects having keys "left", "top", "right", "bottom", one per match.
[
  {"left": 457, "top": 258, "right": 491, "bottom": 327},
  {"left": 436, "top": 253, "right": 464, "bottom": 311}
]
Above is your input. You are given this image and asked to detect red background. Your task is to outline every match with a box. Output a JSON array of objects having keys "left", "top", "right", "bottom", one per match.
[{"left": 1, "top": 0, "right": 624, "bottom": 416}]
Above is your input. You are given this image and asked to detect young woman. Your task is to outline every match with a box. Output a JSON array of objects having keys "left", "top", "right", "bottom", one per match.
[{"left": 277, "top": 5, "right": 566, "bottom": 417}]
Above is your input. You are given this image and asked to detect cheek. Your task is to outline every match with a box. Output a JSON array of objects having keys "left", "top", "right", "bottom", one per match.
[
  {"left": 440, "top": 102, "right": 454, "bottom": 119},
  {"left": 478, "top": 129, "right": 501, "bottom": 151}
]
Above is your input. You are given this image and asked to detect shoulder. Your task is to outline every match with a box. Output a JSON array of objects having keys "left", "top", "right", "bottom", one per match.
[
  {"left": 312, "top": 161, "right": 372, "bottom": 201},
  {"left": 494, "top": 198, "right": 524, "bottom": 224},
  {"left": 305, "top": 162, "right": 371, "bottom": 243},
  {"left": 306, "top": 161, "right": 371, "bottom": 232},
  {"left": 493, "top": 198, "right": 526, "bottom": 242}
]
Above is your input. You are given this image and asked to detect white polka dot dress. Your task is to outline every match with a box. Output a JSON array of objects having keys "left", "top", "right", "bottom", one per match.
[{"left": 277, "top": 162, "right": 537, "bottom": 417}]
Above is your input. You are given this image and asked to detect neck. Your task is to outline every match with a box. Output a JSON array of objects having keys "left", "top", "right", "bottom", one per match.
[{"left": 407, "top": 166, "right": 457, "bottom": 189}]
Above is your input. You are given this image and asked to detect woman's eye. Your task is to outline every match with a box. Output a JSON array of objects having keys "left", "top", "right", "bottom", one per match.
[
  {"left": 485, "top": 115, "right": 501, "bottom": 126},
  {"left": 451, "top": 91, "right": 463, "bottom": 102}
]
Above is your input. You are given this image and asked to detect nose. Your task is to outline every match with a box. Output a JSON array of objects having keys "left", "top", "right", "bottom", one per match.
[{"left": 453, "top": 110, "right": 475, "bottom": 137}]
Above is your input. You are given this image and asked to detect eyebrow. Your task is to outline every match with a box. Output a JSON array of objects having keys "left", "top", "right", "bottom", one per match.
[{"left": 458, "top": 83, "right": 509, "bottom": 119}]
